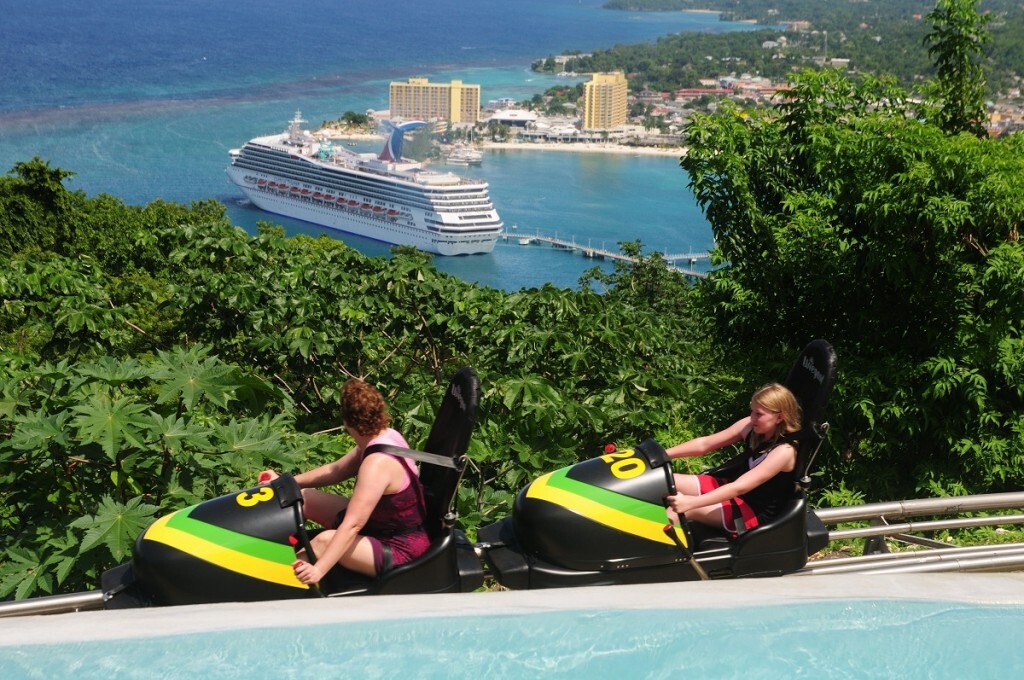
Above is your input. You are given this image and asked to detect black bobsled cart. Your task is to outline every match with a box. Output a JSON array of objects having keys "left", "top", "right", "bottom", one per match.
[
  {"left": 100, "top": 367, "right": 486, "bottom": 608},
  {"left": 476, "top": 339, "right": 838, "bottom": 588}
]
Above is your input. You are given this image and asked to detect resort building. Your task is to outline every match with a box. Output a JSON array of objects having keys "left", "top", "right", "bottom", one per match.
[
  {"left": 389, "top": 77, "right": 481, "bottom": 124},
  {"left": 487, "top": 109, "right": 539, "bottom": 128},
  {"left": 582, "top": 71, "right": 628, "bottom": 131}
]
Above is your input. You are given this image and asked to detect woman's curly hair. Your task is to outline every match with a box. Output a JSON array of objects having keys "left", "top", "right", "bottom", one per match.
[{"left": 340, "top": 379, "right": 390, "bottom": 437}]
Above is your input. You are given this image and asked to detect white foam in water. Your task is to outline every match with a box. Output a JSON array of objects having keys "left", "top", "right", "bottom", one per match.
[{"left": 2, "top": 574, "right": 1024, "bottom": 678}]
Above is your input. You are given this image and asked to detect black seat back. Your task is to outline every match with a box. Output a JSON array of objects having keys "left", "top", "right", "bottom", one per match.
[
  {"left": 783, "top": 339, "right": 837, "bottom": 485},
  {"left": 418, "top": 367, "right": 480, "bottom": 539}
]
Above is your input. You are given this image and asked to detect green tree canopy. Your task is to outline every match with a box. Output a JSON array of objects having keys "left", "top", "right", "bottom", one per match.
[
  {"left": 922, "top": 0, "right": 992, "bottom": 136},
  {"left": 681, "top": 66, "right": 1024, "bottom": 499}
]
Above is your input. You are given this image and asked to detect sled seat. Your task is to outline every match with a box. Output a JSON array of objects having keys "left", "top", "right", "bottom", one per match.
[{"left": 694, "top": 339, "right": 836, "bottom": 576}]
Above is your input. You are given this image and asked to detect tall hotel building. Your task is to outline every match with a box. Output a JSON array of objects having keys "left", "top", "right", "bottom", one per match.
[
  {"left": 389, "top": 77, "right": 481, "bottom": 124},
  {"left": 582, "top": 71, "right": 628, "bottom": 131}
]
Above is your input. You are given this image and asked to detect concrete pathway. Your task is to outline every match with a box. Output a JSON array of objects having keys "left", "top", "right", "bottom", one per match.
[{"left": 2, "top": 572, "right": 1023, "bottom": 646}]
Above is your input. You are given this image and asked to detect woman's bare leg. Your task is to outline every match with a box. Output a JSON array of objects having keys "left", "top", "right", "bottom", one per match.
[
  {"left": 304, "top": 530, "right": 378, "bottom": 577},
  {"left": 300, "top": 488, "right": 349, "bottom": 527}
]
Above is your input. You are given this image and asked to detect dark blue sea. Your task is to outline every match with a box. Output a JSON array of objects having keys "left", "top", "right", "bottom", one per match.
[{"left": 0, "top": 0, "right": 758, "bottom": 289}]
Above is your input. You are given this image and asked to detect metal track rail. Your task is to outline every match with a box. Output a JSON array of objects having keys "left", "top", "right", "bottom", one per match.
[
  {"left": 802, "top": 491, "right": 1024, "bottom": 576},
  {"left": 827, "top": 514, "right": 1024, "bottom": 542},
  {"left": 800, "top": 542, "right": 1024, "bottom": 575},
  {"left": 814, "top": 491, "right": 1024, "bottom": 523},
  {"left": 0, "top": 590, "right": 105, "bottom": 618}
]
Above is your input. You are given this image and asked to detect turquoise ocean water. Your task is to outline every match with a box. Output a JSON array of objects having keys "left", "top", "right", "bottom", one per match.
[{"left": 0, "top": 0, "right": 762, "bottom": 289}]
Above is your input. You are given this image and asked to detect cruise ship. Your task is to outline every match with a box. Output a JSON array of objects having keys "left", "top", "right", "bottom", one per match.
[{"left": 227, "top": 112, "right": 502, "bottom": 255}]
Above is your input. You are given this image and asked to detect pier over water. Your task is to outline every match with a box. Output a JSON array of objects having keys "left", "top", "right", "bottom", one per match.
[{"left": 500, "top": 231, "right": 710, "bottom": 279}]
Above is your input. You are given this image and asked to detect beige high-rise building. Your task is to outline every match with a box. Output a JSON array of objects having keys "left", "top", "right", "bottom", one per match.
[
  {"left": 582, "top": 71, "right": 628, "bottom": 131},
  {"left": 389, "top": 77, "right": 481, "bottom": 124}
]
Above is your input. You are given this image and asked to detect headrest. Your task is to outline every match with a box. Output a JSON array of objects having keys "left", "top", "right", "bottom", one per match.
[{"left": 783, "top": 339, "right": 837, "bottom": 430}]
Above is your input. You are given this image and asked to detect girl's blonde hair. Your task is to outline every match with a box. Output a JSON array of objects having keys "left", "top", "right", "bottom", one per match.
[{"left": 751, "top": 383, "right": 802, "bottom": 436}]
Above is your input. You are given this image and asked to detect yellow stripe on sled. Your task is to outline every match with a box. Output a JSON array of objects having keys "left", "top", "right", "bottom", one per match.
[
  {"left": 526, "top": 471, "right": 686, "bottom": 547},
  {"left": 143, "top": 512, "right": 309, "bottom": 590}
]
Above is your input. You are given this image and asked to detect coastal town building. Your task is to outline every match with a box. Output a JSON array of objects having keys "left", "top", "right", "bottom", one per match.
[
  {"left": 389, "top": 77, "right": 481, "bottom": 124},
  {"left": 636, "top": 89, "right": 668, "bottom": 105},
  {"left": 582, "top": 71, "right": 628, "bottom": 131},
  {"left": 485, "top": 97, "right": 519, "bottom": 111},
  {"left": 487, "top": 109, "right": 539, "bottom": 128}
]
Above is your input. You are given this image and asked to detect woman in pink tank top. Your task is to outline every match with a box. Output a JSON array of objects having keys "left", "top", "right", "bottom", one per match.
[{"left": 258, "top": 379, "right": 430, "bottom": 584}]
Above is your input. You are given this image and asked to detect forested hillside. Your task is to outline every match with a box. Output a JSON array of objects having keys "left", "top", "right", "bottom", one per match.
[
  {"left": 537, "top": 0, "right": 1024, "bottom": 95},
  {"left": 604, "top": 0, "right": 1019, "bottom": 28}
]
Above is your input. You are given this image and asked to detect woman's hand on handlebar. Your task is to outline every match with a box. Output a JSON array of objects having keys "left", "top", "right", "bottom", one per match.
[
  {"left": 257, "top": 470, "right": 279, "bottom": 485},
  {"left": 292, "top": 559, "right": 325, "bottom": 585}
]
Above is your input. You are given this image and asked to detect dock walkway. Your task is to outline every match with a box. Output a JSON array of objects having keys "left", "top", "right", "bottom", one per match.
[{"left": 501, "top": 231, "right": 709, "bottom": 279}]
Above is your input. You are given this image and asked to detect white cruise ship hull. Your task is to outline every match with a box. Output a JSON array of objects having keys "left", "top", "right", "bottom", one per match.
[
  {"left": 226, "top": 113, "right": 502, "bottom": 256},
  {"left": 228, "top": 169, "right": 497, "bottom": 256}
]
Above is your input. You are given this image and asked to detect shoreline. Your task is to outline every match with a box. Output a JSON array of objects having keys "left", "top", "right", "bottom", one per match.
[
  {"left": 318, "top": 129, "right": 686, "bottom": 158},
  {"left": 479, "top": 140, "right": 685, "bottom": 157},
  {"left": 316, "top": 129, "right": 381, "bottom": 141},
  {"left": 681, "top": 8, "right": 758, "bottom": 23}
]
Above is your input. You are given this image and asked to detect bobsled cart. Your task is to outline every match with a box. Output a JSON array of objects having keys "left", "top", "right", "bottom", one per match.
[
  {"left": 476, "top": 339, "right": 837, "bottom": 587},
  {"left": 100, "top": 367, "right": 486, "bottom": 608},
  {"left": 80, "top": 340, "right": 834, "bottom": 610}
]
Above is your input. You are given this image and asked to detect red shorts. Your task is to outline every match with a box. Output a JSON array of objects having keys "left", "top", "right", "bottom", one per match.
[{"left": 696, "top": 475, "right": 760, "bottom": 535}]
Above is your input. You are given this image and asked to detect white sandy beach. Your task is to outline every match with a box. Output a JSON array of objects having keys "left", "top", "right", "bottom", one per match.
[
  {"left": 480, "top": 140, "right": 686, "bottom": 157},
  {"left": 316, "top": 129, "right": 382, "bottom": 141}
]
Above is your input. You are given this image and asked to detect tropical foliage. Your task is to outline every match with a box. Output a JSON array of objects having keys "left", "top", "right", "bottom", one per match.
[
  {"left": 680, "top": 51, "right": 1024, "bottom": 500},
  {"left": 922, "top": 0, "right": 992, "bottom": 136}
]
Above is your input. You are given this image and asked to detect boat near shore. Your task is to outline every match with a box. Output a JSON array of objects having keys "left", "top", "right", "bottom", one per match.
[
  {"left": 444, "top": 143, "right": 483, "bottom": 166},
  {"left": 227, "top": 112, "right": 502, "bottom": 255}
]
